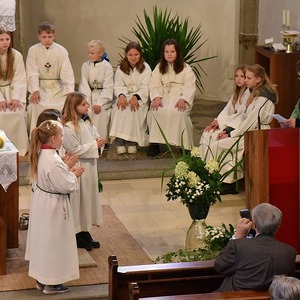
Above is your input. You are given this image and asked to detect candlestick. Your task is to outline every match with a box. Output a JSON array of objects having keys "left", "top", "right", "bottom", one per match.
[
  {"left": 283, "top": 9, "right": 286, "bottom": 26},
  {"left": 287, "top": 10, "right": 290, "bottom": 27}
]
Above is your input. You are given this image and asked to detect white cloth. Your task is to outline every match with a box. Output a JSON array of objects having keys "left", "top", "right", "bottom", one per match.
[
  {"left": 110, "top": 63, "right": 151, "bottom": 146},
  {"left": 63, "top": 119, "right": 103, "bottom": 232},
  {"left": 199, "top": 89, "right": 250, "bottom": 150},
  {"left": 0, "top": 0, "right": 16, "bottom": 31},
  {"left": 147, "top": 63, "right": 196, "bottom": 149},
  {"left": 0, "top": 49, "right": 28, "bottom": 156},
  {"left": 200, "top": 96, "right": 275, "bottom": 183},
  {"left": 26, "top": 42, "right": 75, "bottom": 134},
  {"left": 0, "top": 132, "right": 17, "bottom": 191},
  {"left": 25, "top": 149, "right": 79, "bottom": 285},
  {"left": 79, "top": 60, "right": 113, "bottom": 141}
]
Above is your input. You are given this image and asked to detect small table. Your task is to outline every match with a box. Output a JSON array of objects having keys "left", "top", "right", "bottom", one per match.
[{"left": 0, "top": 133, "right": 19, "bottom": 274}]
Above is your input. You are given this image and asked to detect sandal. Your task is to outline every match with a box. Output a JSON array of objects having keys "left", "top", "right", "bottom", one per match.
[{"left": 19, "top": 213, "right": 29, "bottom": 230}]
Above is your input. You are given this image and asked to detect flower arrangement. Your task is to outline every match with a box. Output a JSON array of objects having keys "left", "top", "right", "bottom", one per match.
[
  {"left": 166, "top": 147, "right": 222, "bottom": 207},
  {"left": 155, "top": 223, "right": 235, "bottom": 263}
]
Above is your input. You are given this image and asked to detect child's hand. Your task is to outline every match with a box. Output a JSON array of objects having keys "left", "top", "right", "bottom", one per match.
[
  {"left": 63, "top": 153, "right": 78, "bottom": 169},
  {"left": 96, "top": 138, "right": 106, "bottom": 148},
  {"left": 72, "top": 166, "right": 85, "bottom": 178},
  {"left": 93, "top": 104, "right": 101, "bottom": 114},
  {"left": 175, "top": 99, "right": 187, "bottom": 112},
  {"left": 30, "top": 91, "right": 41, "bottom": 104}
]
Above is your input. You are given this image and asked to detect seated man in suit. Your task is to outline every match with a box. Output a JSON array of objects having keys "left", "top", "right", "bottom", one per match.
[{"left": 214, "top": 203, "right": 297, "bottom": 291}]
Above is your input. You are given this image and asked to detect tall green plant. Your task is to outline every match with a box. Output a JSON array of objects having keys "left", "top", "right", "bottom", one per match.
[{"left": 120, "top": 6, "right": 216, "bottom": 93}]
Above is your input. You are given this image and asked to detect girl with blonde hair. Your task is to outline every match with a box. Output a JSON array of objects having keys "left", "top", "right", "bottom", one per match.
[{"left": 25, "top": 120, "right": 84, "bottom": 295}]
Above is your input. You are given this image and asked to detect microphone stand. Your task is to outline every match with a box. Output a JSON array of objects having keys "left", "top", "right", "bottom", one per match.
[{"left": 257, "top": 97, "right": 271, "bottom": 130}]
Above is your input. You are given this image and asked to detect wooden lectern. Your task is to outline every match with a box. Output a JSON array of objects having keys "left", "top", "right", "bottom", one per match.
[{"left": 244, "top": 128, "right": 300, "bottom": 252}]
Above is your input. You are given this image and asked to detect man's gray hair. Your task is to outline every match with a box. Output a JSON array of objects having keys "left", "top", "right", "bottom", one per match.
[{"left": 251, "top": 203, "right": 282, "bottom": 235}]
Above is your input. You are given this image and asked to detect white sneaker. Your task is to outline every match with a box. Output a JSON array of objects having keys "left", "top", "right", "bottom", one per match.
[
  {"left": 127, "top": 146, "right": 137, "bottom": 154},
  {"left": 117, "top": 146, "right": 126, "bottom": 155}
]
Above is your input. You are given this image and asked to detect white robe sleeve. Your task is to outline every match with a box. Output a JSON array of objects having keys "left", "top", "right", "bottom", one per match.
[
  {"left": 230, "top": 97, "right": 275, "bottom": 137},
  {"left": 59, "top": 49, "right": 75, "bottom": 96},
  {"left": 95, "top": 62, "right": 113, "bottom": 106},
  {"left": 79, "top": 63, "right": 92, "bottom": 102},
  {"left": 114, "top": 67, "right": 129, "bottom": 98},
  {"left": 26, "top": 46, "right": 40, "bottom": 94},
  {"left": 136, "top": 63, "right": 151, "bottom": 104},
  {"left": 149, "top": 64, "right": 163, "bottom": 101},
  {"left": 63, "top": 122, "right": 99, "bottom": 158},
  {"left": 181, "top": 64, "right": 196, "bottom": 106},
  {"left": 11, "top": 50, "right": 27, "bottom": 103}
]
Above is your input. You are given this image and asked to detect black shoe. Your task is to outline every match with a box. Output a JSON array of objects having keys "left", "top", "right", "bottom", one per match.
[
  {"left": 81, "top": 231, "right": 100, "bottom": 249},
  {"left": 220, "top": 183, "right": 238, "bottom": 195},
  {"left": 76, "top": 232, "right": 93, "bottom": 251},
  {"left": 147, "top": 143, "right": 160, "bottom": 157}
]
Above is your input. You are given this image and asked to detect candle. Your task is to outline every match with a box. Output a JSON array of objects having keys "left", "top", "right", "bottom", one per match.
[
  {"left": 287, "top": 10, "right": 290, "bottom": 27},
  {"left": 283, "top": 9, "right": 286, "bottom": 26}
]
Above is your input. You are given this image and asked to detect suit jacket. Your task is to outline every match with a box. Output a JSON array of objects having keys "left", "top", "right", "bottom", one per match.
[{"left": 214, "top": 234, "right": 297, "bottom": 291}]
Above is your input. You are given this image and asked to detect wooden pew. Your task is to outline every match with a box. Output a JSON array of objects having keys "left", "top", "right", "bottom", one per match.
[
  {"left": 109, "top": 255, "right": 300, "bottom": 300},
  {"left": 129, "top": 282, "right": 270, "bottom": 300},
  {"left": 108, "top": 255, "right": 224, "bottom": 300}
]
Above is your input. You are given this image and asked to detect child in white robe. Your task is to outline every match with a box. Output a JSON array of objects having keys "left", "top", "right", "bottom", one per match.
[
  {"left": 62, "top": 92, "right": 106, "bottom": 251},
  {"left": 110, "top": 41, "right": 151, "bottom": 154},
  {"left": 199, "top": 64, "right": 250, "bottom": 152},
  {"left": 26, "top": 22, "right": 75, "bottom": 134},
  {"left": 0, "top": 26, "right": 28, "bottom": 155},
  {"left": 200, "top": 64, "right": 278, "bottom": 194},
  {"left": 25, "top": 120, "right": 85, "bottom": 295},
  {"left": 147, "top": 38, "right": 196, "bottom": 156},
  {"left": 79, "top": 40, "right": 113, "bottom": 144}
]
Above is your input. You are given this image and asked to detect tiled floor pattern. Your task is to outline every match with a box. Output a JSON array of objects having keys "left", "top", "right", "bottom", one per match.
[{"left": 19, "top": 178, "right": 245, "bottom": 260}]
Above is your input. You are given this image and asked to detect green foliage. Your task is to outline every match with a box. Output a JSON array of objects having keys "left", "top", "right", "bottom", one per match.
[
  {"left": 120, "top": 6, "right": 216, "bottom": 93},
  {"left": 155, "top": 223, "right": 235, "bottom": 263}
]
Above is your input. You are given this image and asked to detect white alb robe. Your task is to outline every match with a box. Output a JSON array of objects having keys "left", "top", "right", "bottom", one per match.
[
  {"left": 25, "top": 149, "right": 79, "bottom": 285},
  {"left": 0, "top": 49, "right": 28, "bottom": 155},
  {"left": 199, "top": 89, "right": 250, "bottom": 154},
  {"left": 79, "top": 60, "right": 113, "bottom": 141},
  {"left": 147, "top": 63, "right": 196, "bottom": 149},
  {"left": 110, "top": 63, "right": 151, "bottom": 146},
  {"left": 63, "top": 119, "right": 103, "bottom": 232},
  {"left": 26, "top": 42, "right": 75, "bottom": 134},
  {"left": 200, "top": 96, "right": 275, "bottom": 183}
]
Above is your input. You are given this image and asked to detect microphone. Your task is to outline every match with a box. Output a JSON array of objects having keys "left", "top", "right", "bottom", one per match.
[{"left": 257, "top": 97, "right": 271, "bottom": 130}]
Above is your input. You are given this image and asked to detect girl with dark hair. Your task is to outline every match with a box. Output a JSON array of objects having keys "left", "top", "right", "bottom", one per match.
[
  {"left": 110, "top": 41, "right": 151, "bottom": 154},
  {"left": 147, "top": 38, "right": 196, "bottom": 156}
]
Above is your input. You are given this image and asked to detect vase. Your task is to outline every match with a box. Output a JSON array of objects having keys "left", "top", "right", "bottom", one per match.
[{"left": 185, "top": 204, "right": 210, "bottom": 251}]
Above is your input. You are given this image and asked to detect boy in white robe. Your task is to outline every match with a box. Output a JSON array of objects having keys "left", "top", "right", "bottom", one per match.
[
  {"left": 26, "top": 22, "right": 75, "bottom": 135},
  {"left": 79, "top": 40, "right": 113, "bottom": 143}
]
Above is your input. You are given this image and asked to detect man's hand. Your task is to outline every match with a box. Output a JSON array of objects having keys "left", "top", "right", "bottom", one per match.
[{"left": 235, "top": 218, "right": 253, "bottom": 239}]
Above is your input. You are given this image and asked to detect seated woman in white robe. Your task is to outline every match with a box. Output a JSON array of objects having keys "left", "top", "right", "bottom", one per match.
[
  {"left": 147, "top": 38, "right": 196, "bottom": 156},
  {"left": 0, "top": 26, "right": 28, "bottom": 156},
  {"left": 200, "top": 64, "right": 249, "bottom": 153},
  {"left": 200, "top": 64, "right": 278, "bottom": 194},
  {"left": 26, "top": 22, "right": 74, "bottom": 135},
  {"left": 110, "top": 41, "right": 151, "bottom": 154}
]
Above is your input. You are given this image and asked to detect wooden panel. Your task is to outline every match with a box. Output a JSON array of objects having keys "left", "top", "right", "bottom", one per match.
[
  {"left": 245, "top": 128, "right": 300, "bottom": 252},
  {"left": 0, "top": 217, "right": 6, "bottom": 275},
  {"left": 244, "top": 130, "right": 270, "bottom": 210},
  {"left": 255, "top": 46, "right": 300, "bottom": 126}
]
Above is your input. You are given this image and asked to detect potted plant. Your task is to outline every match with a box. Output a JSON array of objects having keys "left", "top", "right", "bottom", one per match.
[{"left": 120, "top": 6, "right": 216, "bottom": 93}]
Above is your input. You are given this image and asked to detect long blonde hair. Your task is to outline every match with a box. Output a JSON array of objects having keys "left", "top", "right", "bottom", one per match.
[
  {"left": 28, "top": 120, "right": 62, "bottom": 181},
  {"left": 61, "top": 92, "right": 87, "bottom": 130},
  {"left": 246, "top": 64, "right": 278, "bottom": 106},
  {"left": 0, "top": 26, "right": 14, "bottom": 81},
  {"left": 232, "top": 64, "right": 248, "bottom": 107}
]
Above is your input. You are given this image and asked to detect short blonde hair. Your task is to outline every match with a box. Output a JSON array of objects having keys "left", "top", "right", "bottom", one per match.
[{"left": 87, "top": 40, "right": 105, "bottom": 53}]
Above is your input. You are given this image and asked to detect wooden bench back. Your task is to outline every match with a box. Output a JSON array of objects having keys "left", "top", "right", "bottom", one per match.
[{"left": 129, "top": 281, "right": 270, "bottom": 299}]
